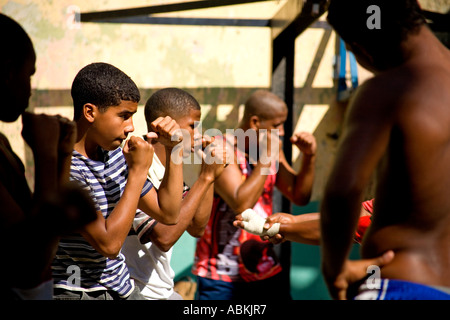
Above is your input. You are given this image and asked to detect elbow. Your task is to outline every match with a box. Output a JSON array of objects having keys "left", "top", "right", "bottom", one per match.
[
  {"left": 158, "top": 207, "right": 181, "bottom": 225},
  {"left": 154, "top": 237, "right": 175, "bottom": 252},
  {"left": 99, "top": 243, "right": 122, "bottom": 260},
  {"left": 159, "top": 217, "right": 179, "bottom": 226},
  {"left": 192, "top": 229, "right": 205, "bottom": 238},
  {"left": 292, "top": 194, "right": 311, "bottom": 207},
  {"left": 234, "top": 203, "right": 254, "bottom": 215},
  {"left": 104, "top": 252, "right": 120, "bottom": 260},
  {"left": 188, "top": 227, "right": 205, "bottom": 238},
  {"left": 158, "top": 213, "right": 179, "bottom": 226},
  {"left": 291, "top": 184, "right": 313, "bottom": 206},
  {"left": 156, "top": 244, "right": 172, "bottom": 253},
  {"left": 233, "top": 194, "right": 259, "bottom": 215}
]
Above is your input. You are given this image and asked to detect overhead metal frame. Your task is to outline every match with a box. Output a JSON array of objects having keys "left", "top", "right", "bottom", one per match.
[{"left": 80, "top": 0, "right": 269, "bottom": 22}]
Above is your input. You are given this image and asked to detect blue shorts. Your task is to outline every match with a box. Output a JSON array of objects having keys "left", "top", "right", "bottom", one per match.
[
  {"left": 197, "top": 273, "right": 291, "bottom": 300},
  {"left": 353, "top": 279, "right": 450, "bottom": 300},
  {"left": 196, "top": 277, "right": 236, "bottom": 300}
]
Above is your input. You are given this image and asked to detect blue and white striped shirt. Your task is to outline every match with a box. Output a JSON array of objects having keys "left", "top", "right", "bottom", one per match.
[{"left": 52, "top": 147, "right": 153, "bottom": 298}]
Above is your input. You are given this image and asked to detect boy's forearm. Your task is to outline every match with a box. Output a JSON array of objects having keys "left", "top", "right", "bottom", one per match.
[
  {"left": 293, "top": 154, "right": 316, "bottom": 205},
  {"left": 84, "top": 172, "right": 146, "bottom": 258},
  {"left": 156, "top": 147, "right": 183, "bottom": 223},
  {"left": 150, "top": 174, "right": 213, "bottom": 250},
  {"left": 233, "top": 161, "right": 270, "bottom": 213},
  {"left": 281, "top": 218, "right": 321, "bottom": 245},
  {"left": 187, "top": 179, "right": 214, "bottom": 237}
]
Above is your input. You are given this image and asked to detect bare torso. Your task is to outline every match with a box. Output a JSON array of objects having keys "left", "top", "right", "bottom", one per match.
[{"left": 361, "top": 37, "right": 450, "bottom": 287}]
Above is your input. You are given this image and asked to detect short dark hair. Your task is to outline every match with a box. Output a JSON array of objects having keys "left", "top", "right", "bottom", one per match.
[
  {"left": 71, "top": 62, "right": 140, "bottom": 120},
  {"left": 327, "top": 0, "right": 426, "bottom": 68},
  {"left": 0, "top": 13, "right": 34, "bottom": 71},
  {"left": 144, "top": 88, "right": 200, "bottom": 125}
]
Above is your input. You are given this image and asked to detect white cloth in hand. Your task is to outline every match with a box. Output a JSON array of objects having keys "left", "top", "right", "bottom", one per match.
[{"left": 240, "top": 209, "right": 280, "bottom": 237}]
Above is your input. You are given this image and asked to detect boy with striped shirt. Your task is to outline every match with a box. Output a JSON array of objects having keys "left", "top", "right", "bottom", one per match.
[{"left": 52, "top": 63, "right": 183, "bottom": 300}]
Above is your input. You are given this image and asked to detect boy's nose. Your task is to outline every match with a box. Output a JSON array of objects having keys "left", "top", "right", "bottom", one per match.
[{"left": 125, "top": 119, "right": 135, "bottom": 133}]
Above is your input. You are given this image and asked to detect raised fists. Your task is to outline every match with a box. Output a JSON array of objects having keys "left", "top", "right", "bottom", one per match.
[
  {"left": 147, "top": 116, "right": 183, "bottom": 149},
  {"left": 196, "top": 134, "right": 229, "bottom": 180},
  {"left": 123, "top": 135, "right": 154, "bottom": 175},
  {"left": 290, "top": 131, "right": 316, "bottom": 156}
]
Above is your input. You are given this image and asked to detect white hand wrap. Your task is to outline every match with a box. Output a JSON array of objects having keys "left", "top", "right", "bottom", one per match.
[{"left": 240, "top": 209, "right": 280, "bottom": 237}]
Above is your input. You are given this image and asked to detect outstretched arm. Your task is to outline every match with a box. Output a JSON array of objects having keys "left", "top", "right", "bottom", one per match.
[
  {"left": 233, "top": 204, "right": 373, "bottom": 246},
  {"left": 233, "top": 211, "right": 320, "bottom": 245}
]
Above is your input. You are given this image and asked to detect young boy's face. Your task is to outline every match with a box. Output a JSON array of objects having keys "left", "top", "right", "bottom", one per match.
[
  {"left": 93, "top": 100, "right": 138, "bottom": 151},
  {"left": 174, "top": 108, "right": 201, "bottom": 153}
]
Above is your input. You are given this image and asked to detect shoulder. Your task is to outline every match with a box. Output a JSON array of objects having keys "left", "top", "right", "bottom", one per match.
[{"left": 346, "top": 66, "right": 424, "bottom": 125}]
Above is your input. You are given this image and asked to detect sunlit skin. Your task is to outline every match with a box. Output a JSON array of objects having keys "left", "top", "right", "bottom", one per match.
[
  {"left": 75, "top": 100, "right": 138, "bottom": 159},
  {"left": 176, "top": 108, "right": 201, "bottom": 151},
  {"left": 213, "top": 90, "right": 317, "bottom": 221},
  {"left": 73, "top": 96, "right": 184, "bottom": 259},
  {"left": 143, "top": 106, "right": 226, "bottom": 251},
  {"left": 193, "top": 90, "right": 317, "bottom": 300},
  {"left": 321, "top": 23, "right": 450, "bottom": 299}
]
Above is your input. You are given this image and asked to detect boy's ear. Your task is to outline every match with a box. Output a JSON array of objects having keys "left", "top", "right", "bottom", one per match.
[
  {"left": 83, "top": 103, "right": 96, "bottom": 123},
  {"left": 249, "top": 115, "right": 260, "bottom": 130}
]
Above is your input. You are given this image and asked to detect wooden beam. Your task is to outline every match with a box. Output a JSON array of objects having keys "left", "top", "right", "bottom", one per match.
[
  {"left": 80, "top": 0, "right": 269, "bottom": 22},
  {"left": 86, "top": 16, "right": 270, "bottom": 27},
  {"left": 269, "top": 0, "right": 304, "bottom": 41},
  {"left": 272, "top": 0, "right": 329, "bottom": 72}
]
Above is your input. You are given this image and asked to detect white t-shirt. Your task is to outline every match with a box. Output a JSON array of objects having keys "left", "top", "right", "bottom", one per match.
[{"left": 122, "top": 153, "right": 175, "bottom": 300}]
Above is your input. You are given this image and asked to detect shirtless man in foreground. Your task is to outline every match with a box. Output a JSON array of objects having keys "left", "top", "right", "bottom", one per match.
[{"left": 321, "top": 0, "right": 450, "bottom": 300}]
